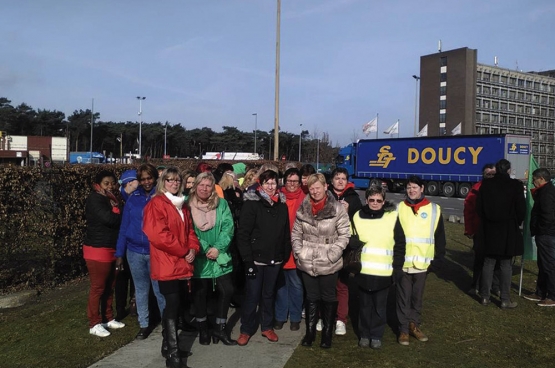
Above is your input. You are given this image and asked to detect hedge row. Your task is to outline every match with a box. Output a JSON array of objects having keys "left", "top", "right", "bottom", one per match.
[{"left": 0, "top": 159, "right": 295, "bottom": 294}]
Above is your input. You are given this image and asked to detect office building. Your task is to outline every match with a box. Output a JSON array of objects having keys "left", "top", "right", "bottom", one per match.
[{"left": 418, "top": 47, "right": 555, "bottom": 170}]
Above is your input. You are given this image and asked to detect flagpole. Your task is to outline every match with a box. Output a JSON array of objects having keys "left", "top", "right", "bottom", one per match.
[{"left": 376, "top": 113, "right": 379, "bottom": 140}]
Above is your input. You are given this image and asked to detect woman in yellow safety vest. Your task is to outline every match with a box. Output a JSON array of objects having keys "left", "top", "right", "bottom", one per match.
[
  {"left": 396, "top": 175, "right": 446, "bottom": 347},
  {"left": 353, "top": 184, "right": 406, "bottom": 349}
]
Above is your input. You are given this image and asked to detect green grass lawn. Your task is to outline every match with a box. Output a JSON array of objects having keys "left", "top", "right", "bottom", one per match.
[
  {"left": 1, "top": 222, "right": 554, "bottom": 368},
  {"left": 0, "top": 279, "right": 138, "bottom": 368},
  {"left": 286, "top": 222, "right": 555, "bottom": 368}
]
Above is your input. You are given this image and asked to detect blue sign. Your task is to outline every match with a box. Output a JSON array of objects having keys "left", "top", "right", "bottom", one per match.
[{"left": 507, "top": 143, "right": 529, "bottom": 155}]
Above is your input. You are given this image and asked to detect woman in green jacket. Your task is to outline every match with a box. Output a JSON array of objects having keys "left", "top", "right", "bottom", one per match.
[{"left": 188, "top": 172, "right": 236, "bottom": 346}]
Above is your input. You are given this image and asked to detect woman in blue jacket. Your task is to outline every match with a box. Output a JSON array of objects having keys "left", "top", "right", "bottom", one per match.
[{"left": 115, "top": 164, "right": 164, "bottom": 340}]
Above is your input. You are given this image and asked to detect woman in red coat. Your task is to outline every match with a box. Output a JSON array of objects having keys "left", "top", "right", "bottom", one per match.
[{"left": 143, "top": 167, "right": 200, "bottom": 368}]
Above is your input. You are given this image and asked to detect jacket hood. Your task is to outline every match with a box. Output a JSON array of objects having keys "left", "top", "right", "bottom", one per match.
[
  {"left": 298, "top": 192, "right": 339, "bottom": 222},
  {"left": 243, "top": 189, "right": 287, "bottom": 204}
]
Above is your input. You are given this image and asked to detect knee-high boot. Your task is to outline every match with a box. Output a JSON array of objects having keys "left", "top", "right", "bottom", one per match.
[
  {"left": 301, "top": 301, "right": 319, "bottom": 347},
  {"left": 161, "top": 327, "right": 168, "bottom": 358},
  {"left": 320, "top": 301, "right": 338, "bottom": 349},
  {"left": 163, "top": 317, "right": 184, "bottom": 368}
]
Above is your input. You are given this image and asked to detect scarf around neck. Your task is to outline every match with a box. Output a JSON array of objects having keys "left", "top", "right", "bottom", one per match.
[
  {"left": 164, "top": 191, "right": 185, "bottom": 211},
  {"left": 404, "top": 196, "right": 430, "bottom": 215},
  {"left": 93, "top": 183, "right": 120, "bottom": 214},
  {"left": 188, "top": 196, "right": 217, "bottom": 231},
  {"left": 257, "top": 186, "right": 279, "bottom": 205}
]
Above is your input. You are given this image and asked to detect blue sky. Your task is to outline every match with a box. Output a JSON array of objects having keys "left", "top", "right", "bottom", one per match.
[{"left": 1, "top": 0, "right": 554, "bottom": 147}]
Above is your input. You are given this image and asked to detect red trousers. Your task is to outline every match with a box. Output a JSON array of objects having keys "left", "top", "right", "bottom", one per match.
[
  {"left": 336, "top": 272, "right": 349, "bottom": 323},
  {"left": 86, "top": 259, "right": 116, "bottom": 328}
]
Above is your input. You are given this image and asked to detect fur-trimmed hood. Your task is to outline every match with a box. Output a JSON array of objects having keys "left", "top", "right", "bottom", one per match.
[
  {"left": 243, "top": 189, "right": 286, "bottom": 205},
  {"left": 297, "top": 192, "right": 339, "bottom": 222}
]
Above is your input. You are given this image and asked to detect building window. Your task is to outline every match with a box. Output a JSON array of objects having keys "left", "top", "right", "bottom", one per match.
[
  {"left": 440, "top": 86, "right": 447, "bottom": 95},
  {"left": 440, "top": 100, "right": 447, "bottom": 109},
  {"left": 492, "top": 74, "right": 500, "bottom": 83},
  {"left": 518, "top": 79, "right": 525, "bottom": 87},
  {"left": 483, "top": 73, "right": 491, "bottom": 81},
  {"left": 501, "top": 75, "right": 508, "bottom": 84},
  {"left": 509, "top": 116, "right": 516, "bottom": 125},
  {"left": 509, "top": 77, "right": 517, "bottom": 85},
  {"left": 440, "top": 73, "right": 447, "bottom": 82},
  {"left": 440, "top": 57, "right": 447, "bottom": 67},
  {"left": 439, "top": 113, "right": 446, "bottom": 123}
]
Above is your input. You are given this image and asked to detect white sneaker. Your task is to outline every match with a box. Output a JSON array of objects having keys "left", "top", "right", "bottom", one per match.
[
  {"left": 316, "top": 319, "right": 323, "bottom": 332},
  {"left": 102, "top": 319, "right": 125, "bottom": 329},
  {"left": 90, "top": 324, "right": 111, "bottom": 337},
  {"left": 335, "top": 320, "right": 347, "bottom": 335}
]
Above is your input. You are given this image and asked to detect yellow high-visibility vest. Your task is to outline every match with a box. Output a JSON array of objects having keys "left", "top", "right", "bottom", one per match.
[
  {"left": 353, "top": 210, "right": 398, "bottom": 276},
  {"left": 398, "top": 201, "right": 440, "bottom": 270}
]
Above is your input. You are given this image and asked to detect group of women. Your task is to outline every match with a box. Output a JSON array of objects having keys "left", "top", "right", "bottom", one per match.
[{"left": 84, "top": 162, "right": 421, "bottom": 368}]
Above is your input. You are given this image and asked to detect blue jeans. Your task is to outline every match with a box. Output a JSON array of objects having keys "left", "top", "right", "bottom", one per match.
[
  {"left": 127, "top": 250, "right": 165, "bottom": 328},
  {"left": 535, "top": 235, "right": 555, "bottom": 301},
  {"left": 275, "top": 269, "right": 303, "bottom": 323},
  {"left": 241, "top": 264, "right": 281, "bottom": 335}
]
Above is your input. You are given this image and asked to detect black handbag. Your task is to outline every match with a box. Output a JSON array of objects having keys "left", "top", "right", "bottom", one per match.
[{"left": 342, "top": 219, "right": 365, "bottom": 274}]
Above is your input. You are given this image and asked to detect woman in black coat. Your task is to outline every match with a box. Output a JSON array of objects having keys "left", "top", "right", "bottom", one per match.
[
  {"left": 235, "top": 170, "right": 291, "bottom": 346},
  {"left": 83, "top": 170, "right": 124, "bottom": 337}
]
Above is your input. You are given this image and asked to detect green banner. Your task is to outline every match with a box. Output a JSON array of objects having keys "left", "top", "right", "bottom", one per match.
[{"left": 522, "top": 154, "right": 538, "bottom": 261}]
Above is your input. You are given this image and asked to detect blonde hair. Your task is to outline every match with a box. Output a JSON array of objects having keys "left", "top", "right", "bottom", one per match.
[
  {"left": 241, "top": 169, "right": 258, "bottom": 191},
  {"left": 188, "top": 172, "right": 219, "bottom": 210},
  {"left": 155, "top": 167, "right": 183, "bottom": 195},
  {"left": 219, "top": 172, "right": 236, "bottom": 190},
  {"left": 306, "top": 173, "right": 327, "bottom": 189}
]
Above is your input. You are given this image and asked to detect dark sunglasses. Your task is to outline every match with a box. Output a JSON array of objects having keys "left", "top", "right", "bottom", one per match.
[{"left": 367, "top": 198, "right": 384, "bottom": 203}]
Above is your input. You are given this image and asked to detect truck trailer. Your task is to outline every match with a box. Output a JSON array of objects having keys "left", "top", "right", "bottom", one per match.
[
  {"left": 336, "top": 134, "right": 531, "bottom": 198},
  {"left": 69, "top": 151, "right": 106, "bottom": 164}
]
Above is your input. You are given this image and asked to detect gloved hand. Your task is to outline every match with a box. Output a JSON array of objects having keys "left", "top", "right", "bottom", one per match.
[
  {"left": 245, "top": 262, "right": 258, "bottom": 279},
  {"left": 428, "top": 258, "right": 444, "bottom": 274}
]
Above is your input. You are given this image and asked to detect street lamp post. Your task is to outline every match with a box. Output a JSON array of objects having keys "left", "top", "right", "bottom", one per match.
[
  {"left": 298, "top": 124, "right": 302, "bottom": 162},
  {"left": 136, "top": 96, "right": 146, "bottom": 158},
  {"left": 316, "top": 135, "right": 320, "bottom": 172},
  {"left": 412, "top": 75, "right": 420, "bottom": 136},
  {"left": 164, "top": 122, "right": 167, "bottom": 157},
  {"left": 252, "top": 113, "right": 258, "bottom": 155},
  {"left": 90, "top": 98, "right": 94, "bottom": 162}
]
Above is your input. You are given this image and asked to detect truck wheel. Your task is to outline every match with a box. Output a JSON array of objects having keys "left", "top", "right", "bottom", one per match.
[
  {"left": 426, "top": 181, "right": 439, "bottom": 196},
  {"left": 442, "top": 182, "right": 455, "bottom": 197},
  {"left": 458, "top": 183, "right": 471, "bottom": 198}
]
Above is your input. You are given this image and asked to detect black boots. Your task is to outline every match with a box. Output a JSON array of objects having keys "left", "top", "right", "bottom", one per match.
[
  {"left": 163, "top": 317, "right": 185, "bottom": 368},
  {"left": 320, "top": 301, "right": 338, "bottom": 349},
  {"left": 212, "top": 323, "right": 237, "bottom": 345},
  {"left": 301, "top": 301, "right": 319, "bottom": 347},
  {"left": 161, "top": 327, "right": 168, "bottom": 358},
  {"left": 197, "top": 320, "right": 211, "bottom": 345}
]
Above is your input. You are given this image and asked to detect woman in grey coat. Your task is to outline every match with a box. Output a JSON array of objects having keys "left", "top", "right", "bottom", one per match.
[{"left": 292, "top": 173, "right": 350, "bottom": 349}]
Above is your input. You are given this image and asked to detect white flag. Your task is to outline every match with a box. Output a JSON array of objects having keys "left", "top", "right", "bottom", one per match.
[
  {"left": 383, "top": 121, "right": 399, "bottom": 135},
  {"left": 362, "top": 117, "right": 378, "bottom": 135},
  {"left": 451, "top": 122, "right": 462, "bottom": 135},
  {"left": 417, "top": 124, "right": 428, "bottom": 137}
]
